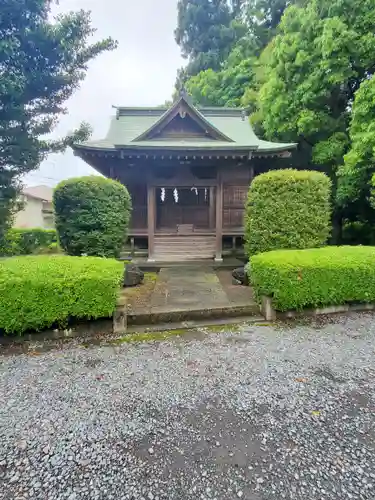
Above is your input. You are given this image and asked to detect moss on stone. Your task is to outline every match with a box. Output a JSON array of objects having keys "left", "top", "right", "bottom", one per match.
[
  {"left": 110, "top": 328, "right": 195, "bottom": 345},
  {"left": 144, "top": 272, "right": 158, "bottom": 283},
  {"left": 202, "top": 323, "right": 241, "bottom": 333},
  {"left": 110, "top": 322, "right": 247, "bottom": 345}
]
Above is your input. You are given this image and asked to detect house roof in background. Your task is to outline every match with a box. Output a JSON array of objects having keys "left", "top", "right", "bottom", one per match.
[{"left": 23, "top": 185, "right": 53, "bottom": 202}]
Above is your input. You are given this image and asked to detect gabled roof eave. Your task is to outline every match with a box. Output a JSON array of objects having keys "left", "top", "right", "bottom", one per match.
[
  {"left": 255, "top": 142, "right": 298, "bottom": 153},
  {"left": 72, "top": 142, "right": 297, "bottom": 156},
  {"left": 131, "top": 95, "right": 235, "bottom": 143}
]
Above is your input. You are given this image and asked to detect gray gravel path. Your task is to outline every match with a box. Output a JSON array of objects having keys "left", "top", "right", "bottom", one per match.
[{"left": 1, "top": 314, "right": 375, "bottom": 499}]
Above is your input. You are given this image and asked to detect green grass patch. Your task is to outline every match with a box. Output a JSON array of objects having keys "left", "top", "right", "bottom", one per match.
[
  {"left": 0, "top": 255, "right": 124, "bottom": 335},
  {"left": 250, "top": 246, "right": 375, "bottom": 311}
]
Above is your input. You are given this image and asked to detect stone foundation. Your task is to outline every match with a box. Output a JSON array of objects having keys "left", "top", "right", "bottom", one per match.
[{"left": 260, "top": 296, "right": 375, "bottom": 321}]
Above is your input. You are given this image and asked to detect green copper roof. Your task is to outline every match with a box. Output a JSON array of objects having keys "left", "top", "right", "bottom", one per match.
[{"left": 73, "top": 97, "right": 296, "bottom": 154}]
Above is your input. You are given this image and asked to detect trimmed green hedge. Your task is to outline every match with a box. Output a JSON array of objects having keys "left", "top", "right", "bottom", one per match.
[
  {"left": 0, "top": 256, "right": 124, "bottom": 335},
  {"left": 54, "top": 176, "right": 132, "bottom": 258},
  {"left": 249, "top": 246, "right": 375, "bottom": 311},
  {"left": 245, "top": 169, "right": 331, "bottom": 256},
  {"left": 0, "top": 228, "right": 57, "bottom": 256}
]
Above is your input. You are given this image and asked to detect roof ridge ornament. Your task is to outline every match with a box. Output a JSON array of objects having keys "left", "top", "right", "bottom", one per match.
[
  {"left": 179, "top": 87, "right": 193, "bottom": 105},
  {"left": 112, "top": 105, "right": 120, "bottom": 120}
]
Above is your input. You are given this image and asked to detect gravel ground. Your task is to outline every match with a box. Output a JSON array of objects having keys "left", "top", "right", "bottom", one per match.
[{"left": 1, "top": 313, "right": 375, "bottom": 500}]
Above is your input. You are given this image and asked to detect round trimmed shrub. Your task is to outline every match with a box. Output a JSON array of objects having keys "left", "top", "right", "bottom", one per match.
[
  {"left": 54, "top": 176, "right": 132, "bottom": 258},
  {"left": 245, "top": 169, "right": 331, "bottom": 256}
]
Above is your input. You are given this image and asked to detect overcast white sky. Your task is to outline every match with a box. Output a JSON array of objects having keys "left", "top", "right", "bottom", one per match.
[{"left": 25, "top": 0, "right": 183, "bottom": 187}]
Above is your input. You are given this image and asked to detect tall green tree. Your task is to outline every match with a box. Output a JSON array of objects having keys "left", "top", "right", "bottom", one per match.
[
  {"left": 183, "top": 0, "right": 291, "bottom": 107},
  {"left": 0, "top": 0, "right": 117, "bottom": 241},
  {"left": 253, "top": 0, "right": 375, "bottom": 237},
  {"left": 174, "top": 0, "right": 245, "bottom": 90},
  {"left": 244, "top": 0, "right": 292, "bottom": 51},
  {"left": 337, "top": 76, "right": 375, "bottom": 216},
  {"left": 256, "top": 0, "right": 375, "bottom": 163},
  {"left": 186, "top": 58, "right": 255, "bottom": 107}
]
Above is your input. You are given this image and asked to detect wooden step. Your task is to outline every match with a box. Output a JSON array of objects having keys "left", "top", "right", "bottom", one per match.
[
  {"left": 153, "top": 235, "right": 216, "bottom": 261},
  {"left": 154, "top": 243, "right": 215, "bottom": 248},
  {"left": 154, "top": 246, "right": 216, "bottom": 252},
  {"left": 154, "top": 248, "right": 215, "bottom": 254},
  {"left": 154, "top": 256, "right": 214, "bottom": 262},
  {"left": 154, "top": 238, "right": 215, "bottom": 245},
  {"left": 154, "top": 238, "right": 216, "bottom": 244}
]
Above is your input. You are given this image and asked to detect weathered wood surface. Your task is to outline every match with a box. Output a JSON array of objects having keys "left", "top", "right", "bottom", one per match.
[{"left": 153, "top": 235, "right": 216, "bottom": 261}]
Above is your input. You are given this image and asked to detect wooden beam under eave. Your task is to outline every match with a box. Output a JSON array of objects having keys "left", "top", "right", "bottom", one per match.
[{"left": 254, "top": 150, "right": 293, "bottom": 159}]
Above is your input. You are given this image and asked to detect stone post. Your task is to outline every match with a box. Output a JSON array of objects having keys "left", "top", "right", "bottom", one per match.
[
  {"left": 261, "top": 296, "right": 276, "bottom": 321},
  {"left": 113, "top": 294, "right": 127, "bottom": 335}
]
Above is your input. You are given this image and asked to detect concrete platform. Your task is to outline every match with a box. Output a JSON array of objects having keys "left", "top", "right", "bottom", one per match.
[{"left": 126, "top": 265, "right": 258, "bottom": 326}]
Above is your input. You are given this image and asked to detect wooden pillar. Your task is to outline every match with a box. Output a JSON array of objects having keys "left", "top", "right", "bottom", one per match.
[
  {"left": 215, "top": 177, "right": 223, "bottom": 262},
  {"left": 232, "top": 236, "right": 236, "bottom": 255},
  {"left": 209, "top": 187, "right": 215, "bottom": 229},
  {"left": 250, "top": 165, "right": 255, "bottom": 184},
  {"left": 147, "top": 185, "right": 155, "bottom": 262}
]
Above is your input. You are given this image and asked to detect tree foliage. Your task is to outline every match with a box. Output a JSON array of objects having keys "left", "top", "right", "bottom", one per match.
[
  {"left": 173, "top": 0, "right": 375, "bottom": 242},
  {"left": 181, "top": 0, "right": 290, "bottom": 107},
  {"left": 0, "top": 0, "right": 117, "bottom": 242},
  {"left": 259, "top": 0, "right": 375, "bottom": 165},
  {"left": 245, "top": 0, "right": 292, "bottom": 52},
  {"left": 337, "top": 76, "right": 375, "bottom": 208},
  {"left": 255, "top": 0, "right": 375, "bottom": 170},
  {"left": 174, "top": 0, "right": 246, "bottom": 88},
  {"left": 186, "top": 58, "right": 255, "bottom": 107},
  {"left": 250, "top": 0, "right": 375, "bottom": 236}
]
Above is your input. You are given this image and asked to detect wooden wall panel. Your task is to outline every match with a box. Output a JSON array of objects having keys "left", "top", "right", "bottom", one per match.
[
  {"left": 157, "top": 206, "right": 209, "bottom": 229},
  {"left": 223, "top": 208, "right": 244, "bottom": 228},
  {"left": 220, "top": 165, "right": 253, "bottom": 182},
  {"left": 223, "top": 185, "right": 248, "bottom": 207},
  {"left": 221, "top": 165, "right": 253, "bottom": 230},
  {"left": 128, "top": 184, "right": 148, "bottom": 230}
]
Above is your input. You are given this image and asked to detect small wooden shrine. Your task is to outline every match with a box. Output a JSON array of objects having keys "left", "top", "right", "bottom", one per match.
[{"left": 73, "top": 92, "right": 296, "bottom": 261}]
